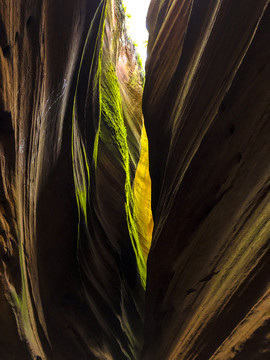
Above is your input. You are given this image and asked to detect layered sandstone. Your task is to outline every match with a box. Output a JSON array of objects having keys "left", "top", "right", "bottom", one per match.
[
  {"left": 0, "top": 1, "right": 151, "bottom": 359},
  {"left": 1, "top": 0, "right": 270, "bottom": 359},
  {"left": 143, "top": 1, "right": 270, "bottom": 359}
]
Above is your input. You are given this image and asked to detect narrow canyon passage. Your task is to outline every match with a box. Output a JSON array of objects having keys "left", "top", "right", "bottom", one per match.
[{"left": 0, "top": 1, "right": 270, "bottom": 360}]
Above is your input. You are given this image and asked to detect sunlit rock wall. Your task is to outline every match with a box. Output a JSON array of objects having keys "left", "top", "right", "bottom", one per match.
[
  {"left": 0, "top": 0, "right": 151, "bottom": 359},
  {"left": 143, "top": 0, "right": 270, "bottom": 359}
]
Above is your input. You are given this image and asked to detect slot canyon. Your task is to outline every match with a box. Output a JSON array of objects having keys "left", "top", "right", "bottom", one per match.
[{"left": 0, "top": 0, "right": 270, "bottom": 359}]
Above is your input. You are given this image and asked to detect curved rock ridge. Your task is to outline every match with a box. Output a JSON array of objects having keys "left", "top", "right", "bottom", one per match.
[
  {"left": 143, "top": 0, "right": 270, "bottom": 359},
  {"left": 72, "top": 0, "right": 152, "bottom": 358},
  {"left": 1, "top": 0, "right": 270, "bottom": 359},
  {"left": 0, "top": 0, "right": 151, "bottom": 359}
]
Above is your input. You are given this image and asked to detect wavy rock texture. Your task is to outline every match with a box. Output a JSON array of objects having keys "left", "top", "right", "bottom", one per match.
[
  {"left": 0, "top": 0, "right": 151, "bottom": 359},
  {"left": 1, "top": 0, "right": 270, "bottom": 359},
  {"left": 143, "top": 0, "right": 270, "bottom": 359}
]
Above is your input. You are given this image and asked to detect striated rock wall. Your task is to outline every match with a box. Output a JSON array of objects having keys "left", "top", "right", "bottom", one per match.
[
  {"left": 0, "top": 0, "right": 151, "bottom": 359},
  {"left": 143, "top": 0, "right": 270, "bottom": 359},
  {"left": 72, "top": 0, "right": 151, "bottom": 358},
  {"left": 1, "top": 0, "right": 270, "bottom": 359}
]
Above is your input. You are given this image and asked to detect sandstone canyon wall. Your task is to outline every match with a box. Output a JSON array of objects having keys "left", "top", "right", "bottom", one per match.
[
  {"left": 0, "top": 0, "right": 270, "bottom": 360},
  {"left": 0, "top": 0, "right": 151, "bottom": 359},
  {"left": 143, "top": 0, "right": 270, "bottom": 359}
]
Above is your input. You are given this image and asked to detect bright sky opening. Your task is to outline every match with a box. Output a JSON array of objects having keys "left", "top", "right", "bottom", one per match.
[{"left": 122, "top": 0, "right": 151, "bottom": 67}]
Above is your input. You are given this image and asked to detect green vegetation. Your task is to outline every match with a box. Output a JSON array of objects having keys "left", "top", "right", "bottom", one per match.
[
  {"left": 100, "top": 63, "right": 147, "bottom": 289},
  {"left": 72, "top": 0, "right": 147, "bottom": 289},
  {"left": 122, "top": 5, "right": 132, "bottom": 19},
  {"left": 6, "top": 229, "right": 45, "bottom": 357},
  {"left": 72, "top": 1, "right": 107, "bottom": 243}
]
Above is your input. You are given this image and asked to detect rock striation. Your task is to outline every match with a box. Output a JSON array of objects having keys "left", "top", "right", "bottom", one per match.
[
  {"left": 0, "top": 0, "right": 151, "bottom": 359},
  {"left": 1, "top": 0, "right": 270, "bottom": 359},
  {"left": 143, "top": 0, "right": 270, "bottom": 359}
]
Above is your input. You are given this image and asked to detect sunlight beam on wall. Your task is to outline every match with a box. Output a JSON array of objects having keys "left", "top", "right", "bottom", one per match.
[{"left": 122, "top": 0, "right": 151, "bottom": 67}]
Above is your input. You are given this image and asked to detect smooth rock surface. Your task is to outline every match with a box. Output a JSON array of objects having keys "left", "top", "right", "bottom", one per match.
[{"left": 143, "top": 0, "right": 270, "bottom": 359}]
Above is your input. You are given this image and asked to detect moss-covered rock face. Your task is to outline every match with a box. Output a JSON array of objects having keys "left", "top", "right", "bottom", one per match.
[
  {"left": 0, "top": 0, "right": 151, "bottom": 359},
  {"left": 72, "top": 1, "right": 152, "bottom": 358}
]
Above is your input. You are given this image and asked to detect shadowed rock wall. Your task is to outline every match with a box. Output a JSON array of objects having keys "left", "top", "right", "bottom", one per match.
[
  {"left": 0, "top": 0, "right": 151, "bottom": 359},
  {"left": 143, "top": 0, "right": 270, "bottom": 359}
]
